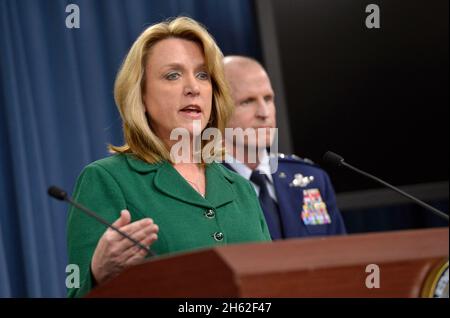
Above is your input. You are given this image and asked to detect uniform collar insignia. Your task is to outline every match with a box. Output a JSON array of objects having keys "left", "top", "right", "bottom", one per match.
[{"left": 290, "top": 173, "right": 314, "bottom": 187}]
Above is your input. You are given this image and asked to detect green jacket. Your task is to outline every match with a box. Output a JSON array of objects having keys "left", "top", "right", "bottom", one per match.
[{"left": 67, "top": 154, "right": 271, "bottom": 297}]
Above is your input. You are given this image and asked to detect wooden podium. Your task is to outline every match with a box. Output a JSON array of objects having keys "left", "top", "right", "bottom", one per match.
[{"left": 87, "top": 227, "right": 448, "bottom": 298}]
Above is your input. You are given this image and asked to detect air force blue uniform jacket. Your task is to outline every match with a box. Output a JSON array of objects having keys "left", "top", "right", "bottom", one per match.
[{"left": 224, "top": 154, "right": 346, "bottom": 239}]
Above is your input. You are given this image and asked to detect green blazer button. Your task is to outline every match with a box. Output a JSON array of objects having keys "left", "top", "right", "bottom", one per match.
[
  {"left": 213, "top": 232, "right": 224, "bottom": 241},
  {"left": 204, "top": 209, "right": 215, "bottom": 218}
]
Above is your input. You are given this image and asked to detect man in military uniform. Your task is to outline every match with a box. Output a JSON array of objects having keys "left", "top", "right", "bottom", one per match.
[{"left": 223, "top": 56, "right": 346, "bottom": 240}]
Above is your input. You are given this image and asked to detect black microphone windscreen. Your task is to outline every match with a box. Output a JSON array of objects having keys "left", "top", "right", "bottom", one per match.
[
  {"left": 323, "top": 151, "right": 345, "bottom": 167},
  {"left": 48, "top": 186, "right": 68, "bottom": 201}
]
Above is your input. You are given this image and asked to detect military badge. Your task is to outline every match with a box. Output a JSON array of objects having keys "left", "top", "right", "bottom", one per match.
[
  {"left": 290, "top": 173, "right": 314, "bottom": 187},
  {"left": 301, "top": 188, "right": 331, "bottom": 225}
]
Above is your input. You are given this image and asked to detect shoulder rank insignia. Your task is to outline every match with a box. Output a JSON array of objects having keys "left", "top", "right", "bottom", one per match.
[{"left": 290, "top": 173, "right": 314, "bottom": 187}]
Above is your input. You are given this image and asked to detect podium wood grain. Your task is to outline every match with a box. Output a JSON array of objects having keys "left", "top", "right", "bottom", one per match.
[{"left": 87, "top": 227, "right": 448, "bottom": 297}]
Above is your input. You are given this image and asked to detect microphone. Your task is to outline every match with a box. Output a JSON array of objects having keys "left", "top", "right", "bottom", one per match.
[
  {"left": 48, "top": 185, "right": 156, "bottom": 256},
  {"left": 323, "top": 151, "right": 449, "bottom": 221}
]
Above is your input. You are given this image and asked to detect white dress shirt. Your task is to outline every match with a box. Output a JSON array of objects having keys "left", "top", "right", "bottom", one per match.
[{"left": 224, "top": 150, "right": 278, "bottom": 202}]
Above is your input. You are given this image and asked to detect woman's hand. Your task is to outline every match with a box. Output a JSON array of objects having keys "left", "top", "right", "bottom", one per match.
[{"left": 91, "top": 209, "right": 159, "bottom": 285}]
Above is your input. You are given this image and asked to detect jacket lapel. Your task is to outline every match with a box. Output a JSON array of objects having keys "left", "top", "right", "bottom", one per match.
[
  {"left": 221, "top": 162, "right": 236, "bottom": 173},
  {"left": 125, "top": 153, "right": 162, "bottom": 173},
  {"left": 154, "top": 161, "right": 235, "bottom": 209},
  {"left": 205, "top": 163, "right": 235, "bottom": 208},
  {"left": 272, "top": 172, "right": 302, "bottom": 238}
]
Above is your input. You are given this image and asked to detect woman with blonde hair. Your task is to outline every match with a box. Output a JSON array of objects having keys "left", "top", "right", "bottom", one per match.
[{"left": 67, "top": 17, "right": 271, "bottom": 298}]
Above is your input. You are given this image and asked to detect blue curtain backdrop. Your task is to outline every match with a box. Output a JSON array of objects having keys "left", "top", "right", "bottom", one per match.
[{"left": 0, "top": 0, "right": 262, "bottom": 297}]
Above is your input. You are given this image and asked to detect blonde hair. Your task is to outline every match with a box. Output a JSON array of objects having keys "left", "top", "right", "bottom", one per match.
[{"left": 109, "top": 16, "right": 233, "bottom": 163}]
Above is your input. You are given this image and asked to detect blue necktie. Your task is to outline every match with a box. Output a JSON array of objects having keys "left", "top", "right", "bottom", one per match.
[{"left": 250, "top": 170, "right": 284, "bottom": 240}]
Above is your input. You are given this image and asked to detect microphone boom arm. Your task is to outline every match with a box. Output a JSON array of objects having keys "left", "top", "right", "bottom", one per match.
[{"left": 342, "top": 161, "right": 449, "bottom": 221}]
